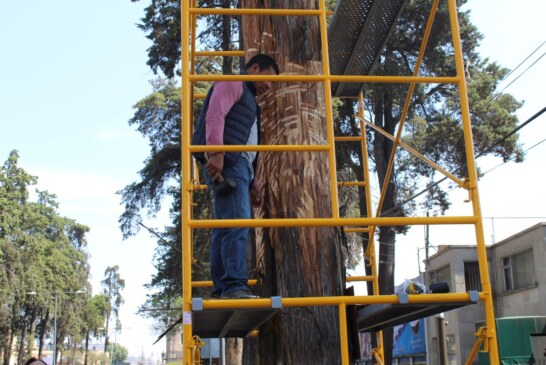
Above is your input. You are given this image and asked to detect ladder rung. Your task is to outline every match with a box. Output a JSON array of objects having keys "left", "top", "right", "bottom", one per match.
[
  {"left": 337, "top": 181, "right": 367, "bottom": 187},
  {"left": 346, "top": 276, "right": 374, "bottom": 282},
  {"left": 344, "top": 228, "right": 372, "bottom": 233},
  {"left": 189, "top": 8, "right": 323, "bottom": 16},
  {"left": 335, "top": 136, "right": 362, "bottom": 142},
  {"left": 194, "top": 50, "right": 245, "bottom": 57},
  {"left": 189, "top": 74, "right": 460, "bottom": 84},
  {"left": 189, "top": 216, "right": 479, "bottom": 229},
  {"left": 192, "top": 279, "right": 258, "bottom": 288},
  {"left": 189, "top": 145, "right": 331, "bottom": 152}
]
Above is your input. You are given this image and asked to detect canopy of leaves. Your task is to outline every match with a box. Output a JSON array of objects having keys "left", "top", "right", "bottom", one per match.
[{"left": 0, "top": 150, "right": 94, "bottom": 361}]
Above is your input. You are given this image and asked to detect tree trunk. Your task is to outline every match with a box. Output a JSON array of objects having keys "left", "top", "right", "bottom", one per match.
[
  {"left": 372, "top": 76, "right": 398, "bottom": 365},
  {"left": 17, "top": 314, "right": 28, "bottom": 365},
  {"left": 2, "top": 327, "right": 14, "bottom": 365},
  {"left": 38, "top": 310, "right": 50, "bottom": 358},
  {"left": 226, "top": 338, "right": 242, "bottom": 365},
  {"left": 242, "top": 1, "right": 345, "bottom": 363},
  {"left": 221, "top": 0, "right": 233, "bottom": 75},
  {"left": 84, "top": 332, "right": 89, "bottom": 365}
]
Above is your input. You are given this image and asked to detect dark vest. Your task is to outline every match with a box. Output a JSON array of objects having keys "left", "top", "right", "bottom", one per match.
[{"left": 191, "top": 81, "right": 260, "bottom": 167}]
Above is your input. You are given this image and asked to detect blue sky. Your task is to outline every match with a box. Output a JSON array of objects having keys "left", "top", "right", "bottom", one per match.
[{"left": 1, "top": 0, "right": 545, "bottom": 359}]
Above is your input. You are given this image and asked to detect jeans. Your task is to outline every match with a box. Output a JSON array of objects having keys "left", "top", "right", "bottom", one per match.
[{"left": 202, "top": 157, "right": 252, "bottom": 296}]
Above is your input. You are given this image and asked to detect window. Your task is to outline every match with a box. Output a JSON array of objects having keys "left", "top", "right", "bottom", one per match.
[
  {"left": 430, "top": 265, "right": 451, "bottom": 287},
  {"left": 464, "top": 261, "right": 481, "bottom": 291},
  {"left": 503, "top": 248, "right": 536, "bottom": 291}
]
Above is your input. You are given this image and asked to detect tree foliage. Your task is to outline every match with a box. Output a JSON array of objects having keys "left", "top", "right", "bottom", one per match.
[
  {"left": 109, "top": 342, "right": 129, "bottom": 364},
  {"left": 0, "top": 150, "right": 94, "bottom": 365},
  {"left": 101, "top": 265, "right": 125, "bottom": 354},
  {"left": 124, "top": 0, "right": 523, "bottom": 362}
]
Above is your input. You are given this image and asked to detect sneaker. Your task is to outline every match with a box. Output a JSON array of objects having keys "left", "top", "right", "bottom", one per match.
[{"left": 221, "top": 288, "right": 260, "bottom": 299}]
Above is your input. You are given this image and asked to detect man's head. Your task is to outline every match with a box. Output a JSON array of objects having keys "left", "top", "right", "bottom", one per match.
[
  {"left": 24, "top": 358, "right": 47, "bottom": 365},
  {"left": 244, "top": 54, "right": 279, "bottom": 96}
]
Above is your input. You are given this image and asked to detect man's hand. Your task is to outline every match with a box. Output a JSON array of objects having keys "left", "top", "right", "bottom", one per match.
[
  {"left": 250, "top": 182, "right": 262, "bottom": 207},
  {"left": 205, "top": 153, "right": 224, "bottom": 182}
]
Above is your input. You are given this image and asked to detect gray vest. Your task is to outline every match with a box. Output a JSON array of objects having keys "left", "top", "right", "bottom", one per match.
[{"left": 191, "top": 81, "right": 260, "bottom": 167}]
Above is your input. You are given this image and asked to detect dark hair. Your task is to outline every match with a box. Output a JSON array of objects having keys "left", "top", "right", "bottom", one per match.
[
  {"left": 244, "top": 54, "right": 280, "bottom": 75},
  {"left": 24, "top": 358, "right": 48, "bottom": 365}
]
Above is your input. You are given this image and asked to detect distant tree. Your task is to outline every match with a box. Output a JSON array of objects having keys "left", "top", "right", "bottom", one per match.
[
  {"left": 109, "top": 343, "right": 128, "bottom": 365},
  {"left": 101, "top": 266, "right": 125, "bottom": 354},
  {"left": 0, "top": 150, "right": 91, "bottom": 365},
  {"left": 82, "top": 294, "right": 109, "bottom": 365}
]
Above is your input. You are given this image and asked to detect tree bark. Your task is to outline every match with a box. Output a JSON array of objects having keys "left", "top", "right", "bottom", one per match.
[
  {"left": 226, "top": 338, "right": 243, "bottom": 365},
  {"left": 221, "top": 0, "right": 234, "bottom": 75},
  {"left": 372, "top": 60, "right": 398, "bottom": 364},
  {"left": 242, "top": 1, "right": 345, "bottom": 363},
  {"left": 38, "top": 310, "right": 50, "bottom": 358}
]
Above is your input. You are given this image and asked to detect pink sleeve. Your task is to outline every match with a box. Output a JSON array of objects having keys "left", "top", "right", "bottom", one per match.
[{"left": 205, "top": 81, "right": 243, "bottom": 147}]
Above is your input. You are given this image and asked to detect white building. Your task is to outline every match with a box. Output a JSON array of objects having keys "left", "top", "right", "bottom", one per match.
[{"left": 424, "top": 222, "right": 546, "bottom": 364}]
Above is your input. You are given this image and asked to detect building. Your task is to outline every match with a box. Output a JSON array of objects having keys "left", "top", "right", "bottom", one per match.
[{"left": 424, "top": 222, "right": 546, "bottom": 364}]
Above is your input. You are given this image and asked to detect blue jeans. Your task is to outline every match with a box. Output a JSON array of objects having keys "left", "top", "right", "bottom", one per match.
[{"left": 202, "top": 157, "right": 252, "bottom": 296}]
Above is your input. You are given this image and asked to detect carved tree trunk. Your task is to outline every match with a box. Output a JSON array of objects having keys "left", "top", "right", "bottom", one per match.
[{"left": 242, "top": 1, "right": 345, "bottom": 364}]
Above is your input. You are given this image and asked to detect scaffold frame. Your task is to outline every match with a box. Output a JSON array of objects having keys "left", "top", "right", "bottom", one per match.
[{"left": 180, "top": 0, "right": 500, "bottom": 364}]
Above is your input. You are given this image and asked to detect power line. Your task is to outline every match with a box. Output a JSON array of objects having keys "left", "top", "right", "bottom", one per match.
[
  {"left": 494, "top": 51, "right": 546, "bottom": 98},
  {"left": 381, "top": 105, "right": 546, "bottom": 217},
  {"left": 500, "top": 40, "right": 545, "bottom": 82}
]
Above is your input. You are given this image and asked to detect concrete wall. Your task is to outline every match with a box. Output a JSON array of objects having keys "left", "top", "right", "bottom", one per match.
[
  {"left": 492, "top": 224, "right": 546, "bottom": 317},
  {"left": 425, "top": 246, "right": 492, "bottom": 365},
  {"left": 423, "top": 223, "right": 546, "bottom": 365}
]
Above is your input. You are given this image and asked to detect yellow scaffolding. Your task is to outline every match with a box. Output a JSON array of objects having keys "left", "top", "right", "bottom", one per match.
[{"left": 180, "top": 0, "right": 500, "bottom": 364}]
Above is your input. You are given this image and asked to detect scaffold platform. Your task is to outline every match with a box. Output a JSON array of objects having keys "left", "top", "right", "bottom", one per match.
[
  {"left": 191, "top": 297, "right": 281, "bottom": 338},
  {"left": 357, "top": 292, "right": 480, "bottom": 332},
  {"left": 328, "top": 0, "right": 409, "bottom": 97}
]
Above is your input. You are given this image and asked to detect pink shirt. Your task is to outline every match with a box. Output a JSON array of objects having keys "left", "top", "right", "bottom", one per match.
[
  {"left": 205, "top": 81, "right": 243, "bottom": 146},
  {"left": 205, "top": 81, "right": 260, "bottom": 190}
]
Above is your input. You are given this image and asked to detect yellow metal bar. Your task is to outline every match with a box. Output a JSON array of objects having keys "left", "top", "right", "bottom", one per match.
[
  {"left": 194, "top": 50, "right": 245, "bottom": 57},
  {"left": 197, "top": 292, "right": 482, "bottom": 310},
  {"left": 190, "top": 215, "right": 478, "bottom": 229},
  {"left": 191, "top": 74, "right": 459, "bottom": 84},
  {"left": 344, "top": 227, "right": 371, "bottom": 233},
  {"left": 358, "top": 92, "right": 384, "bottom": 364},
  {"left": 191, "top": 183, "right": 208, "bottom": 191},
  {"left": 335, "top": 136, "right": 362, "bottom": 142},
  {"left": 346, "top": 276, "right": 374, "bottom": 282},
  {"left": 337, "top": 181, "right": 367, "bottom": 187},
  {"left": 318, "top": 0, "right": 340, "bottom": 221},
  {"left": 191, "top": 279, "right": 257, "bottom": 288},
  {"left": 189, "top": 0, "right": 199, "bottom": 288},
  {"left": 374, "top": 0, "right": 441, "bottom": 218},
  {"left": 194, "top": 93, "right": 206, "bottom": 99},
  {"left": 338, "top": 303, "right": 349, "bottom": 364},
  {"left": 357, "top": 115, "right": 466, "bottom": 187},
  {"left": 181, "top": 0, "right": 193, "bottom": 363},
  {"left": 465, "top": 327, "right": 487, "bottom": 365},
  {"left": 189, "top": 144, "right": 330, "bottom": 152},
  {"left": 372, "top": 349, "right": 384, "bottom": 365},
  {"left": 189, "top": 8, "right": 322, "bottom": 16},
  {"left": 447, "top": 0, "right": 499, "bottom": 363}
]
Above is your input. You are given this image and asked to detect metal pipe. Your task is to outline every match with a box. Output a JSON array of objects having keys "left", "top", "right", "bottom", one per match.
[
  {"left": 190, "top": 216, "right": 479, "bottom": 229},
  {"left": 181, "top": 0, "right": 193, "bottom": 363},
  {"left": 190, "top": 74, "right": 459, "bottom": 84},
  {"left": 197, "top": 292, "right": 483, "bottom": 310},
  {"left": 447, "top": 0, "right": 500, "bottom": 363},
  {"left": 189, "top": 8, "right": 322, "bottom": 16},
  {"left": 189, "top": 144, "right": 331, "bottom": 152}
]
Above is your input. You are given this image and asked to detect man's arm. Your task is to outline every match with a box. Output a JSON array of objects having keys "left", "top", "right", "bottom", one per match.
[{"left": 205, "top": 81, "right": 243, "bottom": 180}]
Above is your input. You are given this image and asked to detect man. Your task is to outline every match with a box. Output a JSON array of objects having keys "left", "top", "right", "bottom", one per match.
[{"left": 192, "top": 54, "right": 280, "bottom": 299}]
